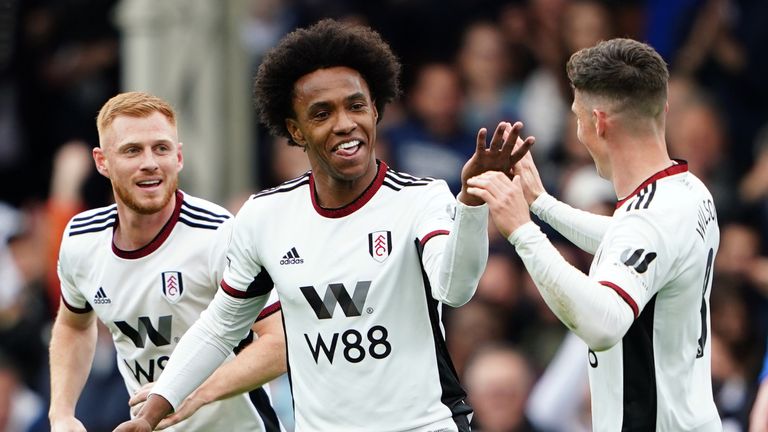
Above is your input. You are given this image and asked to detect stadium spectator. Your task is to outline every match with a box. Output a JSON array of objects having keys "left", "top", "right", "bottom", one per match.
[
  {"left": 380, "top": 62, "right": 475, "bottom": 194},
  {"left": 48, "top": 92, "right": 286, "bottom": 431},
  {"left": 467, "top": 38, "right": 722, "bottom": 430},
  {"left": 464, "top": 344, "right": 540, "bottom": 432},
  {"left": 117, "top": 19, "right": 533, "bottom": 432}
]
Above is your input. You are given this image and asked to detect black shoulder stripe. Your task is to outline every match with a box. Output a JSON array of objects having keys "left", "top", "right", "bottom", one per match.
[
  {"left": 70, "top": 213, "right": 117, "bottom": 230},
  {"left": 72, "top": 205, "right": 117, "bottom": 222},
  {"left": 386, "top": 169, "right": 435, "bottom": 183},
  {"left": 180, "top": 208, "right": 227, "bottom": 225},
  {"left": 383, "top": 179, "right": 402, "bottom": 191},
  {"left": 252, "top": 178, "right": 310, "bottom": 199},
  {"left": 181, "top": 202, "right": 230, "bottom": 220},
  {"left": 178, "top": 217, "right": 220, "bottom": 230},
  {"left": 386, "top": 172, "right": 435, "bottom": 186},
  {"left": 69, "top": 222, "right": 116, "bottom": 236},
  {"left": 384, "top": 173, "right": 431, "bottom": 187}
]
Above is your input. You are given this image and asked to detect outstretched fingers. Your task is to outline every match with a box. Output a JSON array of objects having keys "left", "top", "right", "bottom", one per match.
[{"left": 510, "top": 136, "right": 535, "bottom": 166}]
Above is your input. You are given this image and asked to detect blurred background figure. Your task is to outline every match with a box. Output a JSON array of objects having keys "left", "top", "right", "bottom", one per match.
[
  {"left": 380, "top": 62, "right": 474, "bottom": 193},
  {"left": 464, "top": 345, "right": 540, "bottom": 432}
]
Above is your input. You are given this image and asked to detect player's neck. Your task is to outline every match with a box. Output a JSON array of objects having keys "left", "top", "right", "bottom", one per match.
[
  {"left": 312, "top": 162, "right": 379, "bottom": 209},
  {"left": 113, "top": 196, "right": 177, "bottom": 251},
  {"left": 611, "top": 137, "right": 673, "bottom": 200}
]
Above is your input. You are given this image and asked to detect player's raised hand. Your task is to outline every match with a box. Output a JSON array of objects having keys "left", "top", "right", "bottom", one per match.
[
  {"left": 465, "top": 171, "right": 531, "bottom": 237},
  {"left": 510, "top": 138, "right": 546, "bottom": 206},
  {"left": 458, "top": 121, "right": 534, "bottom": 206}
]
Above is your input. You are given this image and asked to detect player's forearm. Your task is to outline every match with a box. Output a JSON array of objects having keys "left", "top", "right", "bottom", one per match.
[
  {"left": 531, "top": 193, "right": 611, "bottom": 254},
  {"left": 48, "top": 319, "right": 97, "bottom": 419},
  {"left": 429, "top": 201, "right": 489, "bottom": 307},
  {"left": 194, "top": 331, "right": 286, "bottom": 403},
  {"left": 509, "top": 222, "right": 634, "bottom": 350},
  {"left": 151, "top": 290, "right": 268, "bottom": 408}
]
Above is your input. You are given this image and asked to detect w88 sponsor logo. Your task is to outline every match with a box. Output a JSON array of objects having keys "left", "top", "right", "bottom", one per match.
[{"left": 305, "top": 325, "right": 391, "bottom": 364}]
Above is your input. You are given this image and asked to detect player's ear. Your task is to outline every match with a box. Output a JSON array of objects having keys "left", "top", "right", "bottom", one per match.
[
  {"left": 93, "top": 146, "right": 110, "bottom": 178},
  {"left": 177, "top": 141, "right": 184, "bottom": 172},
  {"left": 372, "top": 102, "right": 379, "bottom": 122},
  {"left": 593, "top": 109, "right": 607, "bottom": 138},
  {"left": 285, "top": 119, "right": 306, "bottom": 147}
]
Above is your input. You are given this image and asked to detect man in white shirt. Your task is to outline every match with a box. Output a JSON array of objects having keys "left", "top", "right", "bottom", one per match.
[
  {"left": 115, "top": 19, "right": 533, "bottom": 432},
  {"left": 49, "top": 92, "right": 286, "bottom": 431},
  {"left": 467, "top": 38, "right": 722, "bottom": 431}
]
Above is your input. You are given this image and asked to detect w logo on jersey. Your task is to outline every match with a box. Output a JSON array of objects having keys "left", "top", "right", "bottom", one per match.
[
  {"left": 300, "top": 281, "right": 371, "bottom": 319},
  {"left": 161, "top": 271, "right": 184, "bottom": 303},
  {"left": 620, "top": 248, "right": 657, "bottom": 274},
  {"left": 368, "top": 231, "right": 392, "bottom": 263}
]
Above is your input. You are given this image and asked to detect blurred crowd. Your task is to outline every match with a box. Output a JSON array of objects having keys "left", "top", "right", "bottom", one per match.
[{"left": 2, "top": 0, "right": 768, "bottom": 431}]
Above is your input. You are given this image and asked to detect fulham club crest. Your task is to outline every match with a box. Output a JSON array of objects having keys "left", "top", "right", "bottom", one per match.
[
  {"left": 161, "top": 271, "right": 184, "bottom": 303},
  {"left": 368, "top": 231, "right": 392, "bottom": 263}
]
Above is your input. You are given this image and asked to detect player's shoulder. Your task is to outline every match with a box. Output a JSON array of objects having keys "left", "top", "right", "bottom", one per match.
[
  {"left": 178, "top": 191, "right": 232, "bottom": 230},
  {"left": 382, "top": 166, "right": 448, "bottom": 194},
  {"left": 65, "top": 203, "right": 118, "bottom": 238},
  {"left": 619, "top": 162, "right": 709, "bottom": 215},
  {"left": 246, "top": 171, "right": 312, "bottom": 206}
]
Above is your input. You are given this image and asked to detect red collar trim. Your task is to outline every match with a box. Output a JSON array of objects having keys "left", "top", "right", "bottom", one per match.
[
  {"left": 112, "top": 190, "right": 183, "bottom": 259},
  {"left": 310, "top": 161, "right": 387, "bottom": 218},
  {"left": 616, "top": 160, "right": 688, "bottom": 208}
]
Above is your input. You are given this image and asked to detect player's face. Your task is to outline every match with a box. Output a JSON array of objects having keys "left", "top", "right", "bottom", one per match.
[
  {"left": 286, "top": 66, "right": 379, "bottom": 186},
  {"left": 572, "top": 91, "right": 609, "bottom": 179},
  {"left": 95, "top": 112, "right": 183, "bottom": 215}
]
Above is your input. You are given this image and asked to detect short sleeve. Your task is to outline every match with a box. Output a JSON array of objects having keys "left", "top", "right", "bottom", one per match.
[
  {"left": 208, "top": 217, "right": 235, "bottom": 290},
  {"left": 414, "top": 180, "right": 456, "bottom": 245},
  {"left": 57, "top": 234, "right": 92, "bottom": 313},
  {"left": 590, "top": 212, "right": 672, "bottom": 318},
  {"left": 220, "top": 201, "right": 273, "bottom": 299}
]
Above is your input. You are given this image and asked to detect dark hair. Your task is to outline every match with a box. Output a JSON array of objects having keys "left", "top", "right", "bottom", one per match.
[
  {"left": 566, "top": 38, "right": 669, "bottom": 117},
  {"left": 253, "top": 19, "right": 401, "bottom": 146}
]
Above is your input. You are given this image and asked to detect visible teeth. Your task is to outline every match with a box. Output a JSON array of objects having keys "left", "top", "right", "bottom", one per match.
[
  {"left": 138, "top": 180, "right": 160, "bottom": 186},
  {"left": 337, "top": 140, "right": 360, "bottom": 150}
]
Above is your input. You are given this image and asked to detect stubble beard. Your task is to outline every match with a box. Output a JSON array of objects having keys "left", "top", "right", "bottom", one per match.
[{"left": 112, "top": 176, "right": 178, "bottom": 215}]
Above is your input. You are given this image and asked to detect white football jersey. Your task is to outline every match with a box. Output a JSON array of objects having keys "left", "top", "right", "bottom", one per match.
[
  {"left": 587, "top": 163, "right": 722, "bottom": 431},
  {"left": 221, "top": 162, "right": 471, "bottom": 432},
  {"left": 58, "top": 191, "right": 281, "bottom": 432}
]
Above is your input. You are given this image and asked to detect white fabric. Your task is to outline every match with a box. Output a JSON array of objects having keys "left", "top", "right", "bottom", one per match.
[
  {"left": 512, "top": 168, "right": 722, "bottom": 431},
  {"left": 58, "top": 191, "right": 275, "bottom": 431},
  {"left": 530, "top": 192, "right": 611, "bottom": 254},
  {"left": 152, "top": 163, "right": 487, "bottom": 431}
]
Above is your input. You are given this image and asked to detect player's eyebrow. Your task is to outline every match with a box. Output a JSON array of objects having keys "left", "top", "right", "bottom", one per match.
[{"left": 307, "top": 92, "right": 368, "bottom": 112}]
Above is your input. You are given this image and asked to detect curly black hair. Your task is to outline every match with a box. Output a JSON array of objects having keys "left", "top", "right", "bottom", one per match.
[{"left": 253, "top": 19, "right": 401, "bottom": 146}]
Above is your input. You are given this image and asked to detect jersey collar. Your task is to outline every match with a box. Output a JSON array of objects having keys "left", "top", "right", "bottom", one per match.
[
  {"left": 616, "top": 160, "right": 688, "bottom": 209},
  {"left": 112, "top": 190, "right": 183, "bottom": 259},
  {"left": 309, "top": 160, "right": 387, "bottom": 218}
]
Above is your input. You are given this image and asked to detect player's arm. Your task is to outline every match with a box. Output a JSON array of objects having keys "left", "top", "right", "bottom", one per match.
[
  {"left": 422, "top": 121, "right": 534, "bottom": 307},
  {"left": 130, "top": 310, "right": 286, "bottom": 430},
  {"left": 513, "top": 145, "right": 610, "bottom": 254},
  {"left": 49, "top": 300, "right": 97, "bottom": 432},
  {"left": 467, "top": 171, "right": 635, "bottom": 350}
]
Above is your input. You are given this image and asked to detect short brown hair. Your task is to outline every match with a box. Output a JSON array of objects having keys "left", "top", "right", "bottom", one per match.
[
  {"left": 567, "top": 38, "right": 669, "bottom": 117},
  {"left": 97, "top": 92, "right": 177, "bottom": 141}
]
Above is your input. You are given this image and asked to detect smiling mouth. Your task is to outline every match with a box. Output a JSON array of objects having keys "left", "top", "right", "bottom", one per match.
[
  {"left": 332, "top": 140, "right": 361, "bottom": 153},
  {"left": 137, "top": 180, "right": 162, "bottom": 188}
]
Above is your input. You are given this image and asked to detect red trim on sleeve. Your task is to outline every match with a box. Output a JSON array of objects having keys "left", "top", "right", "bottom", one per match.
[
  {"left": 420, "top": 230, "right": 450, "bottom": 247},
  {"left": 61, "top": 295, "right": 93, "bottom": 314},
  {"left": 600, "top": 281, "right": 639, "bottom": 319},
  {"left": 256, "top": 301, "right": 281, "bottom": 321},
  {"left": 310, "top": 161, "right": 387, "bottom": 218},
  {"left": 112, "top": 190, "right": 183, "bottom": 259},
  {"left": 220, "top": 280, "right": 250, "bottom": 299},
  {"left": 615, "top": 161, "right": 688, "bottom": 208}
]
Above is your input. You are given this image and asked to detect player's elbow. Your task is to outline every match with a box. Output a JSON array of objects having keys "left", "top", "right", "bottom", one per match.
[{"left": 579, "top": 325, "right": 625, "bottom": 352}]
